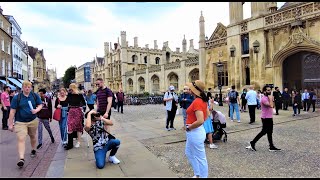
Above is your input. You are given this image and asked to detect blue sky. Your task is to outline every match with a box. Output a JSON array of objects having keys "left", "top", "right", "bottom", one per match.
[{"left": 1, "top": 2, "right": 285, "bottom": 78}]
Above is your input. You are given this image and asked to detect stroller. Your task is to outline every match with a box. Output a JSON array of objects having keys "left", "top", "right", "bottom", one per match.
[{"left": 211, "top": 110, "right": 227, "bottom": 142}]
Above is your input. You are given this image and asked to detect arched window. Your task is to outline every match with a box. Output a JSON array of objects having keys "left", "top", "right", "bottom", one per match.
[
  {"left": 166, "top": 52, "right": 170, "bottom": 63},
  {"left": 155, "top": 57, "right": 160, "bottom": 65},
  {"left": 144, "top": 56, "right": 147, "bottom": 64},
  {"left": 132, "top": 55, "right": 138, "bottom": 63}
]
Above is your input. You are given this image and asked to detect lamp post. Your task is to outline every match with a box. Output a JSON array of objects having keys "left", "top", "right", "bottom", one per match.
[{"left": 217, "top": 60, "right": 224, "bottom": 106}]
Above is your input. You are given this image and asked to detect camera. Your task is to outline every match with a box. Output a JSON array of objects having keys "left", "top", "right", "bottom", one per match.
[{"left": 93, "top": 112, "right": 101, "bottom": 117}]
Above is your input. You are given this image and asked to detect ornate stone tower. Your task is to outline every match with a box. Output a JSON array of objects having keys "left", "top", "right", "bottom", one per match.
[
  {"left": 251, "top": 2, "right": 269, "bottom": 17},
  {"left": 199, "top": 11, "right": 206, "bottom": 82},
  {"left": 229, "top": 2, "right": 243, "bottom": 24},
  {"left": 120, "top": 31, "right": 128, "bottom": 90},
  {"left": 182, "top": 35, "right": 187, "bottom": 53}
]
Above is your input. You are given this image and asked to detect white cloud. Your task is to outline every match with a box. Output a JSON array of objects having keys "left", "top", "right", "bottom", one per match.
[{"left": 1, "top": 2, "right": 285, "bottom": 78}]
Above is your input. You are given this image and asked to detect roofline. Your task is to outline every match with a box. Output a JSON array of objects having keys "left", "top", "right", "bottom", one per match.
[{"left": 5, "top": 15, "right": 22, "bottom": 33}]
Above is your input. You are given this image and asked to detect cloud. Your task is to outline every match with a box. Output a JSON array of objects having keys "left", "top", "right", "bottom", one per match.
[{"left": 0, "top": 2, "right": 286, "bottom": 78}]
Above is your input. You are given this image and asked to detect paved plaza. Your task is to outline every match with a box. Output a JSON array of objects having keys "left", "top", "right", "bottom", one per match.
[{"left": 1, "top": 103, "right": 319, "bottom": 178}]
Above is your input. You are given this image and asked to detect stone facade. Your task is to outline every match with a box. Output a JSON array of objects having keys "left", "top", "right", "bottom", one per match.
[
  {"left": 76, "top": 61, "right": 93, "bottom": 90},
  {"left": 28, "top": 46, "right": 50, "bottom": 92},
  {"left": 0, "top": 7, "right": 12, "bottom": 79},
  {"left": 92, "top": 33, "right": 199, "bottom": 94},
  {"left": 47, "top": 68, "right": 57, "bottom": 87},
  {"left": 201, "top": 2, "right": 320, "bottom": 101}
]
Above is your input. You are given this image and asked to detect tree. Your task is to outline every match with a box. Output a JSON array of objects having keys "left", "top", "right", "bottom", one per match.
[{"left": 62, "top": 66, "right": 76, "bottom": 88}]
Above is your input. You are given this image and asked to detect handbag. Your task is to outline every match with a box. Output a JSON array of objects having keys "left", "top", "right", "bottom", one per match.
[{"left": 53, "top": 99, "right": 62, "bottom": 121}]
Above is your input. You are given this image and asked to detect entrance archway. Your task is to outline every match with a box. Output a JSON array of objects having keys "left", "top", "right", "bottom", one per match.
[{"left": 282, "top": 51, "right": 320, "bottom": 105}]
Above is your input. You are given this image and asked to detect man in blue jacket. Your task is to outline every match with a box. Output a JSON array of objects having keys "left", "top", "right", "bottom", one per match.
[{"left": 179, "top": 86, "right": 194, "bottom": 129}]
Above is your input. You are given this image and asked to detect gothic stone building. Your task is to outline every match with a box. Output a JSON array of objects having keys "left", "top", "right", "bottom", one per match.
[
  {"left": 28, "top": 46, "right": 50, "bottom": 92},
  {"left": 92, "top": 32, "right": 200, "bottom": 94},
  {"left": 201, "top": 2, "right": 320, "bottom": 103}
]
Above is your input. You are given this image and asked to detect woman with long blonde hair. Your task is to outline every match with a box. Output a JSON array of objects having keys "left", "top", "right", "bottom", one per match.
[
  {"left": 65, "top": 83, "right": 86, "bottom": 150},
  {"left": 55, "top": 88, "right": 69, "bottom": 146}
]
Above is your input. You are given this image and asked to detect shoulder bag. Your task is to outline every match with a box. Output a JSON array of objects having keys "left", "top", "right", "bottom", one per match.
[{"left": 53, "top": 99, "right": 62, "bottom": 121}]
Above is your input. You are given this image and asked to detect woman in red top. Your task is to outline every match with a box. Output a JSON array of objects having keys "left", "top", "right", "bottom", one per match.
[{"left": 185, "top": 80, "right": 210, "bottom": 178}]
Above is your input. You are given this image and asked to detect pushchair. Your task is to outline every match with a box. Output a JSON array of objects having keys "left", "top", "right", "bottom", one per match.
[{"left": 211, "top": 110, "right": 227, "bottom": 142}]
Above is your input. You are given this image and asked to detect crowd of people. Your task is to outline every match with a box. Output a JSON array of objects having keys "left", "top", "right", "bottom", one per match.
[{"left": 0, "top": 78, "right": 318, "bottom": 177}]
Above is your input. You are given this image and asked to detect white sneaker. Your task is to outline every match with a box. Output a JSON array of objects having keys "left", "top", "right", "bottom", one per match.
[
  {"left": 109, "top": 156, "right": 120, "bottom": 164},
  {"left": 209, "top": 144, "right": 218, "bottom": 149},
  {"left": 113, "top": 109, "right": 117, "bottom": 112},
  {"left": 237, "top": 120, "right": 241, "bottom": 123},
  {"left": 75, "top": 142, "right": 80, "bottom": 148}
]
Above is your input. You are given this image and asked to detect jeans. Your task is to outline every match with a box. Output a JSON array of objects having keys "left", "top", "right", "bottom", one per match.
[
  {"left": 59, "top": 107, "right": 68, "bottom": 143},
  {"left": 38, "top": 118, "right": 54, "bottom": 145},
  {"left": 229, "top": 103, "right": 240, "bottom": 120},
  {"left": 1, "top": 106, "right": 10, "bottom": 128},
  {"left": 182, "top": 108, "right": 187, "bottom": 127},
  {"left": 185, "top": 125, "right": 208, "bottom": 178},
  {"left": 248, "top": 105, "right": 256, "bottom": 123},
  {"left": 117, "top": 101, "right": 124, "bottom": 113},
  {"left": 251, "top": 118, "right": 274, "bottom": 148},
  {"left": 94, "top": 139, "right": 121, "bottom": 169},
  {"left": 293, "top": 104, "right": 300, "bottom": 115}
]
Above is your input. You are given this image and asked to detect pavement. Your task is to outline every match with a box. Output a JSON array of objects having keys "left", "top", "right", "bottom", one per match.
[{"left": 1, "top": 103, "right": 319, "bottom": 178}]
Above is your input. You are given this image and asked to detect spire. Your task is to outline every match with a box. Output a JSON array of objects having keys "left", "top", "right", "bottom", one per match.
[{"left": 199, "top": 10, "right": 204, "bottom": 22}]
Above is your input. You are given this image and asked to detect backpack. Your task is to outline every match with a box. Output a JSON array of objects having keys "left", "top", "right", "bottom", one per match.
[{"left": 229, "top": 91, "right": 237, "bottom": 103}]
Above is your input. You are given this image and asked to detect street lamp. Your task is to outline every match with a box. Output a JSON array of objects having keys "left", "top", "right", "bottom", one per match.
[
  {"left": 217, "top": 60, "right": 224, "bottom": 106},
  {"left": 253, "top": 40, "right": 260, "bottom": 53}
]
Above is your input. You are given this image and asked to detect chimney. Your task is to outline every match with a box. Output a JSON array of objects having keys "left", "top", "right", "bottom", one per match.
[
  {"left": 176, "top": 48, "right": 180, "bottom": 53},
  {"left": 114, "top": 43, "right": 118, "bottom": 50},
  {"left": 145, "top": 44, "right": 149, "bottom": 49},
  {"left": 134, "top": 37, "right": 138, "bottom": 47},
  {"left": 189, "top": 39, "right": 194, "bottom": 49},
  {"left": 154, "top": 40, "right": 158, "bottom": 49}
]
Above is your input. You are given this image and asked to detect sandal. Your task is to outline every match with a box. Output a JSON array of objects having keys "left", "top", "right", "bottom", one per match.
[{"left": 17, "top": 159, "right": 25, "bottom": 168}]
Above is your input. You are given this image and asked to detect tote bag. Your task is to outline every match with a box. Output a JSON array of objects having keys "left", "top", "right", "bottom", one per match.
[{"left": 53, "top": 99, "right": 61, "bottom": 121}]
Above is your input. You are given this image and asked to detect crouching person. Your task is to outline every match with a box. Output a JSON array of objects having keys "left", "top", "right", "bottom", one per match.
[{"left": 84, "top": 110, "right": 120, "bottom": 169}]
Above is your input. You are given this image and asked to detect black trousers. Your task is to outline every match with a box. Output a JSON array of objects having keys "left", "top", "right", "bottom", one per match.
[
  {"left": 303, "top": 100, "right": 308, "bottom": 111},
  {"left": 166, "top": 108, "right": 177, "bottom": 128},
  {"left": 88, "top": 104, "right": 94, "bottom": 111},
  {"left": 275, "top": 101, "right": 282, "bottom": 114},
  {"left": 283, "top": 99, "right": 290, "bottom": 110},
  {"left": 248, "top": 105, "right": 256, "bottom": 123},
  {"left": 307, "top": 100, "right": 316, "bottom": 112},
  {"left": 251, "top": 118, "right": 274, "bottom": 148},
  {"left": 117, "top": 101, "right": 124, "bottom": 113},
  {"left": 1, "top": 106, "right": 10, "bottom": 128}
]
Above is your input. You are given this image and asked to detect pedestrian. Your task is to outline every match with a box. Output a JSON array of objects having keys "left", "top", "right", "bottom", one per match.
[
  {"left": 163, "top": 85, "right": 179, "bottom": 131},
  {"left": 116, "top": 88, "right": 125, "bottom": 114},
  {"left": 207, "top": 88, "right": 212, "bottom": 100},
  {"left": 95, "top": 78, "right": 113, "bottom": 132},
  {"left": 1, "top": 86, "right": 11, "bottom": 130},
  {"left": 245, "top": 85, "right": 257, "bottom": 124},
  {"left": 301, "top": 89, "right": 309, "bottom": 111},
  {"left": 225, "top": 88, "right": 232, "bottom": 118},
  {"left": 203, "top": 98, "right": 218, "bottom": 149},
  {"left": 86, "top": 90, "right": 96, "bottom": 111},
  {"left": 307, "top": 88, "right": 317, "bottom": 112},
  {"left": 257, "top": 90, "right": 262, "bottom": 110},
  {"left": 84, "top": 110, "right": 121, "bottom": 169},
  {"left": 8, "top": 81, "right": 43, "bottom": 168},
  {"left": 179, "top": 86, "right": 194, "bottom": 129},
  {"left": 36, "top": 88, "right": 55, "bottom": 149},
  {"left": 228, "top": 85, "right": 241, "bottom": 123},
  {"left": 185, "top": 80, "right": 210, "bottom": 178},
  {"left": 240, "top": 89, "right": 247, "bottom": 112},
  {"left": 272, "top": 87, "right": 282, "bottom": 115},
  {"left": 65, "top": 83, "right": 86, "bottom": 150},
  {"left": 292, "top": 90, "right": 301, "bottom": 116},
  {"left": 112, "top": 92, "right": 117, "bottom": 112},
  {"left": 282, "top": 88, "right": 290, "bottom": 110},
  {"left": 55, "top": 88, "right": 69, "bottom": 147},
  {"left": 9, "top": 90, "right": 15, "bottom": 103},
  {"left": 246, "top": 85, "right": 281, "bottom": 152}
]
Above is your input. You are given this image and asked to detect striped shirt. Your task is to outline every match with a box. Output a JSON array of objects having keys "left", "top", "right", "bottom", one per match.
[{"left": 96, "top": 87, "right": 113, "bottom": 112}]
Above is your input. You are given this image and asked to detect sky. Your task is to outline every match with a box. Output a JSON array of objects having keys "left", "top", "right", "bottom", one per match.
[{"left": 1, "top": 2, "right": 286, "bottom": 78}]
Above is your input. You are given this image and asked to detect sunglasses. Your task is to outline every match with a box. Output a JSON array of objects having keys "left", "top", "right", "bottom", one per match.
[{"left": 95, "top": 84, "right": 100, "bottom": 86}]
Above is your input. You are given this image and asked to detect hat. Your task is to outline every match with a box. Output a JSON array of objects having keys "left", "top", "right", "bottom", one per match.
[
  {"left": 186, "top": 80, "right": 205, "bottom": 97},
  {"left": 169, "top": 85, "right": 175, "bottom": 91}
]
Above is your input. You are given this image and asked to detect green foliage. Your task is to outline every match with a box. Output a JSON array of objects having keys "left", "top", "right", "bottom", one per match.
[{"left": 62, "top": 66, "right": 76, "bottom": 88}]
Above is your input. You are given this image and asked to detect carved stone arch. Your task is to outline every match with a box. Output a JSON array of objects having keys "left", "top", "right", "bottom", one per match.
[
  {"left": 127, "top": 78, "right": 133, "bottom": 93},
  {"left": 138, "top": 76, "right": 145, "bottom": 92},
  {"left": 167, "top": 72, "right": 179, "bottom": 90},
  {"left": 188, "top": 68, "right": 199, "bottom": 82},
  {"left": 151, "top": 74, "right": 160, "bottom": 94}
]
